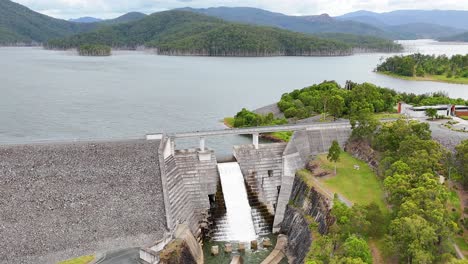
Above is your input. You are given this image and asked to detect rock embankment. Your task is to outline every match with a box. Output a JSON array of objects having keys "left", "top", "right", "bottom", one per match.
[
  {"left": 280, "top": 175, "right": 334, "bottom": 264},
  {"left": 0, "top": 140, "right": 167, "bottom": 264}
]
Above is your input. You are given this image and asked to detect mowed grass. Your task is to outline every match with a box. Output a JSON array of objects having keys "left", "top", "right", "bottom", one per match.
[
  {"left": 378, "top": 71, "right": 468, "bottom": 85},
  {"left": 316, "top": 152, "right": 387, "bottom": 211},
  {"left": 374, "top": 112, "right": 402, "bottom": 120},
  {"left": 57, "top": 255, "right": 94, "bottom": 264}
]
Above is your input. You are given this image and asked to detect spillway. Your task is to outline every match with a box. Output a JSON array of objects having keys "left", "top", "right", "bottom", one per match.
[{"left": 212, "top": 162, "right": 257, "bottom": 242}]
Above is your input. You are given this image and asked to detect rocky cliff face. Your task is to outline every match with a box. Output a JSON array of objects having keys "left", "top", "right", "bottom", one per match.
[
  {"left": 280, "top": 176, "right": 334, "bottom": 264},
  {"left": 345, "top": 140, "right": 380, "bottom": 173}
]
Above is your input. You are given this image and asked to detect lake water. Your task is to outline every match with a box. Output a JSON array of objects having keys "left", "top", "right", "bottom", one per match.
[{"left": 1, "top": 39, "right": 468, "bottom": 155}]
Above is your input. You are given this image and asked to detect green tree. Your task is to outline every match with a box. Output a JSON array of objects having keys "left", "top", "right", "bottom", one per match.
[
  {"left": 328, "top": 140, "right": 341, "bottom": 175},
  {"left": 387, "top": 214, "right": 438, "bottom": 263},
  {"left": 328, "top": 95, "right": 345, "bottom": 121},
  {"left": 350, "top": 104, "right": 379, "bottom": 140},
  {"left": 364, "top": 202, "right": 387, "bottom": 238},
  {"left": 425, "top": 108, "right": 437, "bottom": 120},
  {"left": 342, "top": 235, "right": 372, "bottom": 264}
]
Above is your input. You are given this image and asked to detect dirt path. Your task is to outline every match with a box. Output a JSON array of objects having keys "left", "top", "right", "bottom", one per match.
[{"left": 369, "top": 241, "right": 384, "bottom": 264}]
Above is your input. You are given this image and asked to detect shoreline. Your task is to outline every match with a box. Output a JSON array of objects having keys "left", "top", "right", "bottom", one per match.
[{"left": 377, "top": 71, "right": 468, "bottom": 85}]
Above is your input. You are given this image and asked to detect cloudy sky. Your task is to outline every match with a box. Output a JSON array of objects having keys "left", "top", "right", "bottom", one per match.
[{"left": 13, "top": 0, "right": 468, "bottom": 19}]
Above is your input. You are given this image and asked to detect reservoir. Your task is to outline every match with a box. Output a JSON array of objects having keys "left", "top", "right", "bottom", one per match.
[{"left": 1, "top": 39, "right": 468, "bottom": 154}]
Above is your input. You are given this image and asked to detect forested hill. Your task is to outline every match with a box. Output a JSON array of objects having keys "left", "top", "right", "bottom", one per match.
[
  {"left": 46, "top": 11, "right": 354, "bottom": 56},
  {"left": 0, "top": 0, "right": 94, "bottom": 44},
  {"left": 177, "top": 7, "right": 401, "bottom": 51},
  {"left": 180, "top": 7, "right": 390, "bottom": 39},
  {"left": 0, "top": 0, "right": 147, "bottom": 45}
]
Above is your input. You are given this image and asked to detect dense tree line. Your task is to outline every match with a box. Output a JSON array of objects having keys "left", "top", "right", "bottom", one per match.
[
  {"left": 376, "top": 53, "right": 468, "bottom": 78},
  {"left": 370, "top": 120, "right": 459, "bottom": 263},
  {"left": 310, "top": 119, "right": 461, "bottom": 263},
  {"left": 314, "top": 33, "right": 403, "bottom": 53},
  {"left": 399, "top": 91, "right": 468, "bottom": 106},
  {"left": 78, "top": 44, "right": 111, "bottom": 56}
]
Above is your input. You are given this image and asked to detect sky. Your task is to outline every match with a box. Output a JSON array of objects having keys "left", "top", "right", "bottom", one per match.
[{"left": 13, "top": 0, "right": 468, "bottom": 19}]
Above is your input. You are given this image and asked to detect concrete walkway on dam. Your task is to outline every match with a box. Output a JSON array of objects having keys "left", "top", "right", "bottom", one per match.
[{"left": 169, "top": 121, "right": 352, "bottom": 138}]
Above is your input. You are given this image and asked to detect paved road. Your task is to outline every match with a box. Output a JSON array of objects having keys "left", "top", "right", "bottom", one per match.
[
  {"left": 96, "top": 248, "right": 140, "bottom": 264},
  {"left": 170, "top": 122, "right": 351, "bottom": 138}
]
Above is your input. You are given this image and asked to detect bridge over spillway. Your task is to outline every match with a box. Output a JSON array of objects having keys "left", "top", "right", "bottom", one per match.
[{"left": 155, "top": 121, "right": 352, "bottom": 151}]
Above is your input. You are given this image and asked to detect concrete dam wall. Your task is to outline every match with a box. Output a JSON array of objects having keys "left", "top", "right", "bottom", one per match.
[{"left": 0, "top": 123, "right": 351, "bottom": 264}]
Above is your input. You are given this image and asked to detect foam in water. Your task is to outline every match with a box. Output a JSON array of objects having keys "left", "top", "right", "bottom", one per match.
[{"left": 216, "top": 162, "right": 257, "bottom": 242}]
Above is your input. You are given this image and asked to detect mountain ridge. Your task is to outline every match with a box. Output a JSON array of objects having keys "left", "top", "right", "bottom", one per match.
[{"left": 46, "top": 10, "right": 356, "bottom": 56}]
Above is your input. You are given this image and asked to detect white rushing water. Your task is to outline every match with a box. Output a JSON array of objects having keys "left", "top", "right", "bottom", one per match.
[{"left": 216, "top": 162, "right": 257, "bottom": 242}]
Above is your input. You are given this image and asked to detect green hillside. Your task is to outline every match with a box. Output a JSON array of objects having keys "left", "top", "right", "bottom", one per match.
[
  {"left": 46, "top": 11, "right": 353, "bottom": 56},
  {"left": 0, "top": 0, "right": 94, "bottom": 44}
]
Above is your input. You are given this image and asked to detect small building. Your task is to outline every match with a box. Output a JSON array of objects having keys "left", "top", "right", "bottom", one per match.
[{"left": 398, "top": 102, "right": 468, "bottom": 118}]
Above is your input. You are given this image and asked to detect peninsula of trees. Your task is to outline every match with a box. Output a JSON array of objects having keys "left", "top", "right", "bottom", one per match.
[{"left": 376, "top": 53, "right": 468, "bottom": 84}]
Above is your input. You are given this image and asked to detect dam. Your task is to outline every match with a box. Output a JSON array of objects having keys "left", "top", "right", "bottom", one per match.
[{"left": 0, "top": 122, "right": 351, "bottom": 264}]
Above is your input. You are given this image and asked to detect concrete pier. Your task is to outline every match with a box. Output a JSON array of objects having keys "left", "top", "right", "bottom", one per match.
[{"left": 253, "top": 133, "right": 259, "bottom": 149}]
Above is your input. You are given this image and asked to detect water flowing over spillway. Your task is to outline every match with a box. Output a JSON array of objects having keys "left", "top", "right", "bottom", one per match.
[{"left": 213, "top": 162, "right": 257, "bottom": 242}]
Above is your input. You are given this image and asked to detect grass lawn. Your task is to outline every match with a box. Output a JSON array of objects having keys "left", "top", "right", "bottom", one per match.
[
  {"left": 58, "top": 255, "right": 94, "bottom": 264},
  {"left": 455, "top": 236, "right": 468, "bottom": 252},
  {"left": 316, "top": 152, "right": 387, "bottom": 211},
  {"left": 374, "top": 112, "right": 402, "bottom": 120},
  {"left": 268, "top": 131, "right": 292, "bottom": 142},
  {"left": 378, "top": 71, "right": 468, "bottom": 85},
  {"left": 448, "top": 190, "right": 462, "bottom": 222}
]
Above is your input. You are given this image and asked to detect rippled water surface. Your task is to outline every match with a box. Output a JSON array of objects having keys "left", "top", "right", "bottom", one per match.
[{"left": 1, "top": 40, "right": 468, "bottom": 154}]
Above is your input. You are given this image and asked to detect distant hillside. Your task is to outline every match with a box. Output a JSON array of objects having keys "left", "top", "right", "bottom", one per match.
[
  {"left": 385, "top": 23, "right": 464, "bottom": 39},
  {"left": 102, "top": 12, "right": 147, "bottom": 25},
  {"left": 439, "top": 32, "right": 468, "bottom": 42},
  {"left": 338, "top": 10, "right": 468, "bottom": 30},
  {"left": 46, "top": 10, "right": 353, "bottom": 56},
  {"left": 178, "top": 7, "right": 402, "bottom": 51},
  {"left": 69, "top": 17, "right": 103, "bottom": 23},
  {"left": 0, "top": 0, "right": 95, "bottom": 44},
  {"left": 180, "top": 7, "right": 390, "bottom": 38}
]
